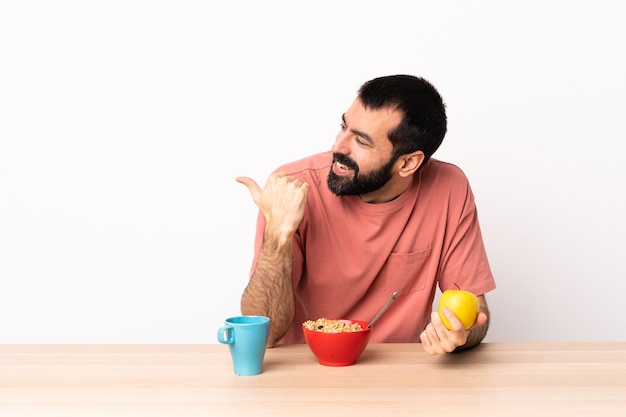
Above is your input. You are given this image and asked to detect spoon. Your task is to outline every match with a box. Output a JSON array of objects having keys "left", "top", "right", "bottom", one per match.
[{"left": 367, "top": 291, "right": 399, "bottom": 329}]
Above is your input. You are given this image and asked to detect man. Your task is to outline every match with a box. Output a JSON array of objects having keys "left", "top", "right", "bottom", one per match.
[{"left": 237, "top": 75, "right": 496, "bottom": 355}]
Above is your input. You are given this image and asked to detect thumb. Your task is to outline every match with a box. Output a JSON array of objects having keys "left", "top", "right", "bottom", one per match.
[
  {"left": 236, "top": 176, "right": 262, "bottom": 203},
  {"left": 475, "top": 311, "right": 488, "bottom": 327}
]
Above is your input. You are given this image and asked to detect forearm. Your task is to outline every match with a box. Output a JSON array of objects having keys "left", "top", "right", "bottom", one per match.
[
  {"left": 241, "top": 232, "right": 295, "bottom": 347},
  {"left": 237, "top": 171, "right": 310, "bottom": 346}
]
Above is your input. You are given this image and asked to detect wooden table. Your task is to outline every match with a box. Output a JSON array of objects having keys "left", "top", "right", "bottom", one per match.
[{"left": 1, "top": 343, "right": 625, "bottom": 416}]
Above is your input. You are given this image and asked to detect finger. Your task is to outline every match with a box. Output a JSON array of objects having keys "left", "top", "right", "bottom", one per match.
[
  {"left": 235, "top": 176, "right": 262, "bottom": 203},
  {"left": 441, "top": 307, "right": 464, "bottom": 332},
  {"left": 420, "top": 326, "right": 438, "bottom": 355},
  {"left": 433, "top": 310, "right": 465, "bottom": 352},
  {"left": 423, "top": 321, "right": 447, "bottom": 355},
  {"left": 419, "top": 331, "right": 434, "bottom": 355},
  {"left": 298, "top": 180, "right": 311, "bottom": 194},
  {"left": 276, "top": 172, "right": 308, "bottom": 189},
  {"left": 275, "top": 173, "right": 311, "bottom": 196}
]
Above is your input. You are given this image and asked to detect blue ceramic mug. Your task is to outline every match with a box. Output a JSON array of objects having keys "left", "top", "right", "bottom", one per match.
[{"left": 217, "top": 315, "right": 270, "bottom": 376}]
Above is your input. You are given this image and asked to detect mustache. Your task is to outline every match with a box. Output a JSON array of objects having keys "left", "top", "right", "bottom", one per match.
[{"left": 332, "top": 153, "right": 359, "bottom": 172}]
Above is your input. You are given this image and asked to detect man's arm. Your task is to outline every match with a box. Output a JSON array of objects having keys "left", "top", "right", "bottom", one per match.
[
  {"left": 236, "top": 172, "right": 310, "bottom": 347},
  {"left": 420, "top": 294, "right": 491, "bottom": 355},
  {"left": 240, "top": 229, "right": 295, "bottom": 347}
]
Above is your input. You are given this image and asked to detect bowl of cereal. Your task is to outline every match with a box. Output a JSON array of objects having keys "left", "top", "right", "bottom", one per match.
[{"left": 302, "top": 318, "right": 371, "bottom": 366}]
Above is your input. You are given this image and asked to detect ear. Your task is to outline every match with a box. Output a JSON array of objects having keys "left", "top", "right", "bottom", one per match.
[{"left": 397, "top": 151, "right": 425, "bottom": 177}]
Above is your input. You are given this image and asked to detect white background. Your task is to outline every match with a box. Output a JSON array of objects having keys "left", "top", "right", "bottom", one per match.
[{"left": 1, "top": 1, "right": 625, "bottom": 343}]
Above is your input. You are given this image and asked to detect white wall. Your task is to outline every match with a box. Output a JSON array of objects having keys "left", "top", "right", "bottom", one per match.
[{"left": 1, "top": 1, "right": 624, "bottom": 343}]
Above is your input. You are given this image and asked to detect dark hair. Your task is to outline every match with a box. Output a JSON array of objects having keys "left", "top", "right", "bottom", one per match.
[{"left": 358, "top": 75, "right": 447, "bottom": 164}]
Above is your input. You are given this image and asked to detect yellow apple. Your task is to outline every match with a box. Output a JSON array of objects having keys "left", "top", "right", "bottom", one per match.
[{"left": 438, "top": 284, "right": 479, "bottom": 330}]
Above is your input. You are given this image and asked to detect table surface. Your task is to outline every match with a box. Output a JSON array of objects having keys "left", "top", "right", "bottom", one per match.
[{"left": 1, "top": 342, "right": 625, "bottom": 416}]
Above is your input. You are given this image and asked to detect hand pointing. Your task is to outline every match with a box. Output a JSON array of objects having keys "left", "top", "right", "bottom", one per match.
[{"left": 237, "top": 172, "right": 310, "bottom": 240}]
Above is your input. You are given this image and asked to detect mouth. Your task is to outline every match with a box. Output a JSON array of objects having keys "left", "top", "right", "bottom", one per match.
[
  {"left": 332, "top": 160, "right": 355, "bottom": 176},
  {"left": 332, "top": 154, "right": 358, "bottom": 176},
  {"left": 336, "top": 161, "right": 352, "bottom": 170}
]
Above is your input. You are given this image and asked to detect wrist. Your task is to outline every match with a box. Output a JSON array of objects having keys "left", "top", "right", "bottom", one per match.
[{"left": 264, "top": 225, "right": 296, "bottom": 249}]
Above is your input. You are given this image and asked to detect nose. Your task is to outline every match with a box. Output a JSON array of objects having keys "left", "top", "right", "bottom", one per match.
[{"left": 332, "top": 130, "right": 350, "bottom": 154}]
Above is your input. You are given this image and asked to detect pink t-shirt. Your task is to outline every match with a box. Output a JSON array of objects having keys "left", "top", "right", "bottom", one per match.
[{"left": 249, "top": 151, "right": 496, "bottom": 343}]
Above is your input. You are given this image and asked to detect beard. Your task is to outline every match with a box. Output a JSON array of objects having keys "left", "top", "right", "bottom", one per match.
[{"left": 327, "top": 152, "right": 397, "bottom": 196}]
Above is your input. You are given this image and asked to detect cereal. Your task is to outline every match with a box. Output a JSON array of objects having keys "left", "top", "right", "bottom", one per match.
[{"left": 303, "top": 318, "right": 364, "bottom": 333}]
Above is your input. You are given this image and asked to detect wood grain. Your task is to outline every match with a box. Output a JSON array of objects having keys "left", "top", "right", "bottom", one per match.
[{"left": 1, "top": 343, "right": 625, "bottom": 416}]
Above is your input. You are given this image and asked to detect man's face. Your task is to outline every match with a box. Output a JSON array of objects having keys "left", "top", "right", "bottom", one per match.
[{"left": 327, "top": 98, "right": 402, "bottom": 197}]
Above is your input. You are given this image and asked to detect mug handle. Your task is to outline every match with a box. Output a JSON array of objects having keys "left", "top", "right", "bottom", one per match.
[{"left": 217, "top": 325, "right": 234, "bottom": 344}]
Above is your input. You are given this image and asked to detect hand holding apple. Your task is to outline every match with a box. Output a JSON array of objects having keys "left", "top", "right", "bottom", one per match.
[{"left": 438, "top": 284, "right": 479, "bottom": 330}]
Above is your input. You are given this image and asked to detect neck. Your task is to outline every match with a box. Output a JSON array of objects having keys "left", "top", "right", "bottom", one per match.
[{"left": 359, "top": 175, "right": 414, "bottom": 204}]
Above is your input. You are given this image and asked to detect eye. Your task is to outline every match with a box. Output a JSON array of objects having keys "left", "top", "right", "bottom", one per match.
[
  {"left": 339, "top": 122, "right": 346, "bottom": 131},
  {"left": 355, "top": 136, "right": 367, "bottom": 146}
]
